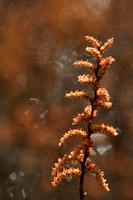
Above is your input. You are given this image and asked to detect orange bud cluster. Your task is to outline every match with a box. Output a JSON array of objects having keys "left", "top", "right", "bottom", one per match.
[
  {"left": 59, "top": 128, "right": 87, "bottom": 147},
  {"left": 98, "top": 68, "right": 109, "bottom": 80},
  {"left": 99, "top": 57, "right": 115, "bottom": 69},
  {"left": 97, "top": 56, "right": 115, "bottom": 80},
  {"left": 100, "top": 37, "right": 114, "bottom": 53},
  {"left": 65, "top": 90, "right": 94, "bottom": 102},
  {"left": 86, "top": 47, "right": 102, "bottom": 61},
  {"left": 91, "top": 123, "right": 118, "bottom": 136},
  {"left": 72, "top": 112, "right": 86, "bottom": 126},
  {"left": 52, "top": 167, "right": 81, "bottom": 187},
  {"left": 52, "top": 155, "right": 69, "bottom": 177},
  {"left": 76, "top": 138, "right": 93, "bottom": 152},
  {"left": 52, "top": 137, "right": 93, "bottom": 184},
  {"left": 52, "top": 137, "right": 93, "bottom": 181},
  {"left": 52, "top": 150, "right": 83, "bottom": 177},
  {"left": 72, "top": 106, "right": 97, "bottom": 125},
  {"left": 72, "top": 138, "right": 93, "bottom": 160},
  {"left": 97, "top": 88, "right": 110, "bottom": 101},
  {"left": 84, "top": 162, "right": 110, "bottom": 191},
  {"left": 93, "top": 99, "right": 112, "bottom": 109},
  {"left": 85, "top": 36, "right": 100, "bottom": 48},
  {"left": 72, "top": 137, "right": 93, "bottom": 161},
  {"left": 74, "top": 60, "right": 97, "bottom": 72},
  {"left": 78, "top": 75, "right": 99, "bottom": 90},
  {"left": 84, "top": 105, "right": 97, "bottom": 119}
]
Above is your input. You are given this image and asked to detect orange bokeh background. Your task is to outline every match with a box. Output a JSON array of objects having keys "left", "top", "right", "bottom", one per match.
[{"left": 0, "top": 0, "right": 132, "bottom": 199}]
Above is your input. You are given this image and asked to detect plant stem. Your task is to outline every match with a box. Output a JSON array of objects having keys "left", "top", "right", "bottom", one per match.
[{"left": 79, "top": 60, "right": 100, "bottom": 200}]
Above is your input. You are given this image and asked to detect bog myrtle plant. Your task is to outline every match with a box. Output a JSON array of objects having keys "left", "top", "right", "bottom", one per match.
[{"left": 52, "top": 36, "right": 118, "bottom": 200}]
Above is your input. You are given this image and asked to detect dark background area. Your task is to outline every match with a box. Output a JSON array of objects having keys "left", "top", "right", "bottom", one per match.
[{"left": 0, "top": 0, "right": 132, "bottom": 199}]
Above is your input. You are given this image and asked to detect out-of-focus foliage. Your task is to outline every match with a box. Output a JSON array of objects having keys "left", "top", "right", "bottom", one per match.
[{"left": 0, "top": 0, "right": 132, "bottom": 199}]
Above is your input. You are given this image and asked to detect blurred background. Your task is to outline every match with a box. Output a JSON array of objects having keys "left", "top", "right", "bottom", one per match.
[{"left": 0, "top": 0, "right": 132, "bottom": 199}]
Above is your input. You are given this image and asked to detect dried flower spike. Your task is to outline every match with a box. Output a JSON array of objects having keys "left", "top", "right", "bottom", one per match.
[
  {"left": 86, "top": 47, "right": 102, "bottom": 61},
  {"left": 91, "top": 123, "right": 118, "bottom": 136},
  {"left": 74, "top": 60, "right": 97, "bottom": 72},
  {"left": 100, "top": 37, "right": 114, "bottom": 53},
  {"left": 59, "top": 128, "right": 87, "bottom": 147},
  {"left": 52, "top": 35, "right": 118, "bottom": 200},
  {"left": 84, "top": 162, "right": 110, "bottom": 191},
  {"left": 85, "top": 36, "right": 100, "bottom": 48},
  {"left": 65, "top": 90, "right": 94, "bottom": 102}
]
